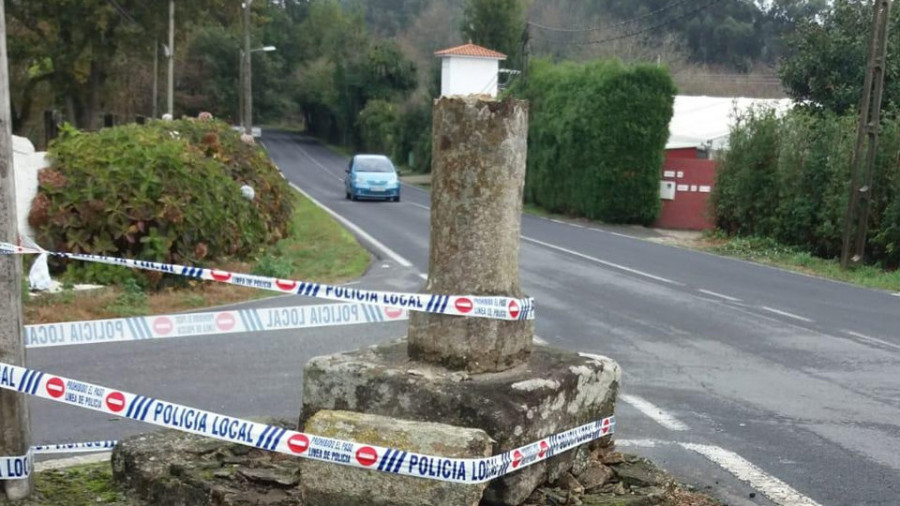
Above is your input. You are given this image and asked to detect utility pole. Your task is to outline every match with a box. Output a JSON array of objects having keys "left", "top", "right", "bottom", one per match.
[
  {"left": 167, "top": 0, "right": 174, "bottom": 118},
  {"left": 0, "top": 0, "right": 33, "bottom": 500},
  {"left": 841, "top": 0, "right": 892, "bottom": 268},
  {"left": 152, "top": 38, "right": 159, "bottom": 119},
  {"left": 242, "top": 0, "right": 253, "bottom": 135}
]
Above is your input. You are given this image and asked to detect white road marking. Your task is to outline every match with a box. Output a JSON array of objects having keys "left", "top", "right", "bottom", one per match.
[
  {"left": 615, "top": 438, "right": 662, "bottom": 448},
  {"left": 534, "top": 335, "right": 548, "bottom": 345},
  {"left": 844, "top": 330, "right": 900, "bottom": 351},
  {"left": 406, "top": 201, "right": 430, "bottom": 211},
  {"left": 619, "top": 394, "right": 689, "bottom": 431},
  {"left": 521, "top": 236, "right": 682, "bottom": 286},
  {"left": 609, "top": 231, "right": 634, "bottom": 239},
  {"left": 550, "top": 219, "right": 566, "bottom": 224},
  {"left": 289, "top": 183, "right": 413, "bottom": 268},
  {"left": 398, "top": 200, "right": 679, "bottom": 286},
  {"left": 698, "top": 289, "right": 742, "bottom": 302},
  {"left": 680, "top": 442, "right": 822, "bottom": 506},
  {"left": 294, "top": 143, "right": 344, "bottom": 182},
  {"left": 418, "top": 273, "right": 428, "bottom": 280},
  {"left": 760, "top": 306, "right": 814, "bottom": 323}
]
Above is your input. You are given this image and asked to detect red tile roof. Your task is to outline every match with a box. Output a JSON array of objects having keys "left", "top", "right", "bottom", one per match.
[{"left": 434, "top": 43, "right": 507, "bottom": 59}]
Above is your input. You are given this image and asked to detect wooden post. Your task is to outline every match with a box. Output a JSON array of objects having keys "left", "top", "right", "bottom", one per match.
[
  {"left": 0, "top": 0, "right": 33, "bottom": 499},
  {"left": 407, "top": 96, "right": 533, "bottom": 373}
]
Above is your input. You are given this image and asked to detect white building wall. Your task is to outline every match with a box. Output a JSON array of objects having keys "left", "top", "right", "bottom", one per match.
[
  {"left": 441, "top": 57, "right": 500, "bottom": 97},
  {"left": 12, "top": 135, "right": 50, "bottom": 239}
]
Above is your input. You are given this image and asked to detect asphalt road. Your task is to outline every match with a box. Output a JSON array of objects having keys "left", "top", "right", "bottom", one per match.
[{"left": 260, "top": 131, "right": 900, "bottom": 506}]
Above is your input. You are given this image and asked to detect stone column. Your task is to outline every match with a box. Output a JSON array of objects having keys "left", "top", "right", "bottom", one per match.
[{"left": 407, "top": 96, "right": 533, "bottom": 373}]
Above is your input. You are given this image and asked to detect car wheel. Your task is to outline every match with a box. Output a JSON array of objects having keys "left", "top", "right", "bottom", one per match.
[{"left": 345, "top": 191, "right": 351, "bottom": 200}]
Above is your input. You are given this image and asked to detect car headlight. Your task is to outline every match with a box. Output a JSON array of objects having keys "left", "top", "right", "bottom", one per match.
[{"left": 355, "top": 176, "right": 366, "bottom": 185}]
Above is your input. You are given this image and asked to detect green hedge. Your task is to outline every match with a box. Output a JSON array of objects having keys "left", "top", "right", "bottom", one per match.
[
  {"left": 30, "top": 119, "right": 293, "bottom": 286},
  {"left": 712, "top": 108, "right": 900, "bottom": 267},
  {"left": 515, "top": 59, "right": 676, "bottom": 224}
]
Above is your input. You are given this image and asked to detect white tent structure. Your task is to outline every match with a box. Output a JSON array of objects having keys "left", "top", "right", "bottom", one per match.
[{"left": 667, "top": 95, "right": 793, "bottom": 153}]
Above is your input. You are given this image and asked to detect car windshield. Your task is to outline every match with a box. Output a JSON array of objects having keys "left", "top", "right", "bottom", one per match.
[{"left": 355, "top": 157, "right": 394, "bottom": 173}]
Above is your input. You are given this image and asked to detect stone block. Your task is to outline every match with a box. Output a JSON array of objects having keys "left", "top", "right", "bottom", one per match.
[
  {"left": 300, "top": 410, "right": 491, "bottom": 506},
  {"left": 301, "top": 341, "right": 620, "bottom": 505}
]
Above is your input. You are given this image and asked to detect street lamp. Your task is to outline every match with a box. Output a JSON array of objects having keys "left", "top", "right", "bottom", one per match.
[{"left": 239, "top": 45, "right": 276, "bottom": 134}]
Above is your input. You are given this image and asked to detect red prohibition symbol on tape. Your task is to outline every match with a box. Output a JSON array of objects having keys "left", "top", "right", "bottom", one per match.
[
  {"left": 538, "top": 440, "right": 549, "bottom": 458},
  {"left": 215, "top": 312, "right": 236, "bottom": 332},
  {"left": 275, "top": 279, "right": 297, "bottom": 291},
  {"left": 106, "top": 391, "right": 126, "bottom": 413},
  {"left": 454, "top": 298, "right": 473, "bottom": 314},
  {"left": 384, "top": 307, "right": 403, "bottom": 319},
  {"left": 508, "top": 300, "right": 520, "bottom": 319},
  {"left": 355, "top": 446, "right": 378, "bottom": 467},
  {"left": 153, "top": 316, "right": 174, "bottom": 336},
  {"left": 287, "top": 434, "right": 309, "bottom": 454},
  {"left": 602, "top": 418, "right": 611, "bottom": 435},
  {"left": 512, "top": 450, "right": 524, "bottom": 469},
  {"left": 211, "top": 270, "right": 232, "bottom": 282},
  {"left": 46, "top": 377, "right": 65, "bottom": 398}
]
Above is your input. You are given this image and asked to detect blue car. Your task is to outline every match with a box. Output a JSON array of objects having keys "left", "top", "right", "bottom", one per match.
[{"left": 344, "top": 154, "right": 401, "bottom": 202}]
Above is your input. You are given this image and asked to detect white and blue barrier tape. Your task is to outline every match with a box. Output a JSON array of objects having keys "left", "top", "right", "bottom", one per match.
[
  {"left": 25, "top": 301, "right": 408, "bottom": 349},
  {"left": 1, "top": 242, "right": 534, "bottom": 322},
  {"left": 33, "top": 441, "right": 118, "bottom": 455},
  {"left": 0, "top": 451, "right": 32, "bottom": 480},
  {"left": 0, "top": 361, "right": 613, "bottom": 483}
]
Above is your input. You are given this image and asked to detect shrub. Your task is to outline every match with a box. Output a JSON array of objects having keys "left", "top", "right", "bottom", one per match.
[
  {"left": 712, "top": 108, "right": 900, "bottom": 268},
  {"left": 515, "top": 59, "right": 675, "bottom": 224},
  {"left": 30, "top": 119, "right": 293, "bottom": 286}
]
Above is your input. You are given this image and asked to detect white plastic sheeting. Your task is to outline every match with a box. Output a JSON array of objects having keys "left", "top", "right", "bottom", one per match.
[{"left": 667, "top": 95, "right": 793, "bottom": 151}]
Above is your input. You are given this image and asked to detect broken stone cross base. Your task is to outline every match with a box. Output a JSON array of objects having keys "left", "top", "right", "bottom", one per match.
[{"left": 300, "top": 341, "right": 620, "bottom": 505}]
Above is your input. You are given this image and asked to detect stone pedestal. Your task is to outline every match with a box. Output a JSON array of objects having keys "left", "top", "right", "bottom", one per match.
[
  {"left": 300, "top": 410, "right": 492, "bottom": 506},
  {"left": 300, "top": 341, "right": 620, "bottom": 506},
  {"left": 408, "top": 96, "right": 533, "bottom": 373}
]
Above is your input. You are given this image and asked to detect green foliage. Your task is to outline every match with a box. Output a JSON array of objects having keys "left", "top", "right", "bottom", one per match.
[
  {"left": 712, "top": 108, "right": 900, "bottom": 267},
  {"left": 516, "top": 59, "right": 675, "bottom": 224},
  {"left": 32, "top": 119, "right": 293, "bottom": 287},
  {"left": 461, "top": 0, "right": 525, "bottom": 68},
  {"left": 780, "top": 0, "right": 900, "bottom": 114},
  {"left": 358, "top": 100, "right": 398, "bottom": 154},
  {"left": 104, "top": 278, "right": 150, "bottom": 317}
]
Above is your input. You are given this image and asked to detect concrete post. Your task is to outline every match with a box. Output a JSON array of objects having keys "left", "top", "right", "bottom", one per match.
[
  {"left": 407, "top": 96, "right": 533, "bottom": 373},
  {"left": 0, "top": 0, "right": 32, "bottom": 498}
]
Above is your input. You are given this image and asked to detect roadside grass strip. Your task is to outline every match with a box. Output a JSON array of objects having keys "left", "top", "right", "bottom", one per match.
[
  {"left": 24, "top": 301, "right": 408, "bottom": 349},
  {"left": 0, "top": 361, "right": 612, "bottom": 484},
  {"left": 1, "top": 242, "right": 534, "bottom": 322}
]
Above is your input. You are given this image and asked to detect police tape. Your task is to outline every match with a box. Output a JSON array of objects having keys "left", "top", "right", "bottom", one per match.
[
  {"left": 0, "top": 451, "right": 32, "bottom": 480},
  {"left": 0, "top": 361, "right": 614, "bottom": 484},
  {"left": 0, "top": 442, "right": 116, "bottom": 480},
  {"left": 25, "top": 301, "right": 408, "bottom": 349},
  {"left": 32, "top": 441, "right": 117, "bottom": 455},
  {"left": 0, "top": 242, "right": 534, "bottom": 322}
]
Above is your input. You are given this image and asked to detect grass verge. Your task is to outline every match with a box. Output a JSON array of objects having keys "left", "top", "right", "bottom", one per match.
[
  {"left": 700, "top": 234, "right": 900, "bottom": 292},
  {"left": 24, "top": 190, "right": 370, "bottom": 324},
  {"left": 8, "top": 462, "right": 136, "bottom": 506}
]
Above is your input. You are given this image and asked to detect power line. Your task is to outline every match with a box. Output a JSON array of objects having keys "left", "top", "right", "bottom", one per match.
[
  {"left": 527, "top": 0, "right": 694, "bottom": 34},
  {"left": 568, "top": 0, "right": 726, "bottom": 46},
  {"left": 106, "top": 0, "right": 139, "bottom": 26}
]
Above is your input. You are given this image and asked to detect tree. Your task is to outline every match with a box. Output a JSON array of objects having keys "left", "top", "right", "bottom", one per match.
[
  {"left": 461, "top": 0, "right": 526, "bottom": 69},
  {"left": 6, "top": 0, "right": 228, "bottom": 131},
  {"left": 779, "top": 0, "right": 900, "bottom": 114}
]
